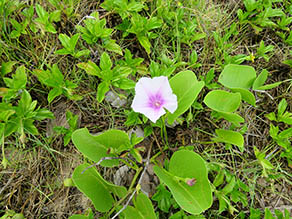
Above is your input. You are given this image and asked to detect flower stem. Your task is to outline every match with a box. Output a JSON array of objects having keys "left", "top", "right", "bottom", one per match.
[{"left": 161, "top": 115, "right": 168, "bottom": 146}]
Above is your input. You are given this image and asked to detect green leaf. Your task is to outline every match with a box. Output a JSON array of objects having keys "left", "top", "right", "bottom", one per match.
[
  {"left": 252, "top": 69, "right": 268, "bottom": 89},
  {"left": 23, "top": 119, "right": 38, "bottom": 135},
  {"left": 203, "top": 90, "right": 241, "bottom": 113},
  {"left": 212, "top": 129, "right": 244, "bottom": 151},
  {"left": 114, "top": 78, "right": 135, "bottom": 89},
  {"left": 51, "top": 64, "right": 64, "bottom": 83},
  {"left": 146, "top": 17, "right": 162, "bottom": 30},
  {"left": 100, "top": 52, "right": 112, "bottom": 71},
  {"left": 72, "top": 128, "right": 129, "bottom": 167},
  {"left": 217, "top": 112, "right": 244, "bottom": 126},
  {"left": 122, "top": 193, "right": 157, "bottom": 219},
  {"left": 254, "top": 82, "right": 281, "bottom": 90},
  {"left": 168, "top": 70, "right": 204, "bottom": 124},
  {"left": 137, "top": 35, "right": 151, "bottom": 54},
  {"left": 153, "top": 150, "right": 212, "bottom": 215},
  {"left": 49, "top": 9, "right": 61, "bottom": 22},
  {"left": 58, "top": 33, "right": 72, "bottom": 50},
  {"left": 3, "top": 65, "right": 27, "bottom": 90},
  {"left": 72, "top": 163, "right": 126, "bottom": 212},
  {"left": 94, "top": 129, "right": 130, "bottom": 154},
  {"left": 152, "top": 184, "right": 172, "bottom": 212},
  {"left": 264, "top": 208, "right": 275, "bottom": 219},
  {"left": 103, "top": 40, "right": 123, "bottom": 55},
  {"left": 1, "top": 61, "right": 17, "bottom": 77},
  {"left": 278, "top": 99, "right": 287, "bottom": 117},
  {"left": 48, "top": 87, "right": 63, "bottom": 103},
  {"left": 0, "top": 106, "right": 15, "bottom": 122},
  {"left": 130, "top": 148, "right": 143, "bottom": 163},
  {"left": 72, "top": 128, "right": 114, "bottom": 166},
  {"left": 252, "top": 69, "right": 281, "bottom": 90},
  {"left": 35, "top": 4, "right": 47, "bottom": 19},
  {"left": 219, "top": 64, "right": 256, "bottom": 89},
  {"left": 97, "top": 81, "right": 110, "bottom": 103},
  {"left": 213, "top": 169, "right": 225, "bottom": 187},
  {"left": 74, "top": 49, "right": 90, "bottom": 58},
  {"left": 77, "top": 61, "right": 101, "bottom": 77},
  {"left": 230, "top": 87, "right": 256, "bottom": 106},
  {"left": 69, "top": 33, "right": 80, "bottom": 49},
  {"left": 221, "top": 176, "right": 236, "bottom": 195},
  {"left": 55, "top": 48, "right": 70, "bottom": 55},
  {"left": 278, "top": 128, "right": 292, "bottom": 139},
  {"left": 45, "top": 23, "right": 57, "bottom": 34},
  {"left": 17, "top": 90, "right": 33, "bottom": 116},
  {"left": 34, "top": 108, "right": 54, "bottom": 120},
  {"left": 266, "top": 112, "right": 277, "bottom": 121},
  {"left": 128, "top": 2, "right": 145, "bottom": 11}
]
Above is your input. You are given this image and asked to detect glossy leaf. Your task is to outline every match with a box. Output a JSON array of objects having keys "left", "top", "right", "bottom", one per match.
[
  {"left": 1, "top": 61, "right": 17, "bottom": 77},
  {"left": 217, "top": 112, "right": 244, "bottom": 126},
  {"left": 219, "top": 64, "right": 256, "bottom": 89},
  {"left": 230, "top": 88, "right": 255, "bottom": 106},
  {"left": 72, "top": 163, "right": 126, "bottom": 212},
  {"left": 121, "top": 193, "right": 156, "bottom": 219},
  {"left": 137, "top": 35, "right": 151, "bottom": 54},
  {"left": 203, "top": 90, "right": 241, "bottom": 113},
  {"left": 97, "top": 81, "right": 110, "bottom": 103},
  {"left": 168, "top": 70, "right": 204, "bottom": 124},
  {"left": 100, "top": 52, "right": 112, "bottom": 71},
  {"left": 213, "top": 129, "right": 244, "bottom": 151},
  {"left": 77, "top": 61, "right": 101, "bottom": 77},
  {"left": 72, "top": 128, "right": 130, "bottom": 167},
  {"left": 252, "top": 69, "right": 268, "bottom": 90},
  {"left": 153, "top": 150, "right": 212, "bottom": 215}
]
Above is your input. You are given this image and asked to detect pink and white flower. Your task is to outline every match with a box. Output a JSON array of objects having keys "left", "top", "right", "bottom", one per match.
[{"left": 131, "top": 76, "right": 178, "bottom": 123}]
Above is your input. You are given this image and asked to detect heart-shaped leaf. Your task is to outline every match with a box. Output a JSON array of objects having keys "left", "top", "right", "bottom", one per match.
[
  {"left": 204, "top": 90, "right": 241, "bottom": 113},
  {"left": 168, "top": 70, "right": 204, "bottom": 124},
  {"left": 72, "top": 163, "right": 127, "bottom": 212},
  {"left": 212, "top": 129, "right": 244, "bottom": 152},
  {"left": 153, "top": 150, "right": 212, "bottom": 215},
  {"left": 217, "top": 112, "right": 244, "bottom": 127},
  {"left": 121, "top": 193, "right": 156, "bottom": 219},
  {"left": 230, "top": 88, "right": 256, "bottom": 106},
  {"left": 72, "top": 128, "right": 130, "bottom": 167},
  {"left": 219, "top": 64, "right": 256, "bottom": 89}
]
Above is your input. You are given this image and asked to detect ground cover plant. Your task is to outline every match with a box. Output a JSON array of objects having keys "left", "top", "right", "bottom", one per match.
[{"left": 0, "top": 0, "right": 292, "bottom": 218}]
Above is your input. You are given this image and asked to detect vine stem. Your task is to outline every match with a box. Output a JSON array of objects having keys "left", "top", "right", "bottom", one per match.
[
  {"left": 81, "top": 157, "right": 129, "bottom": 174},
  {"left": 111, "top": 141, "right": 153, "bottom": 219}
]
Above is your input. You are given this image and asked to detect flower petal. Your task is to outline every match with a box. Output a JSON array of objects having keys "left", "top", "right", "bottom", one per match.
[
  {"left": 133, "top": 105, "right": 166, "bottom": 123},
  {"left": 131, "top": 76, "right": 177, "bottom": 123},
  {"left": 131, "top": 92, "right": 149, "bottom": 110},
  {"left": 135, "top": 76, "right": 170, "bottom": 97},
  {"left": 163, "top": 93, "right": 178, "bottom": 113}
]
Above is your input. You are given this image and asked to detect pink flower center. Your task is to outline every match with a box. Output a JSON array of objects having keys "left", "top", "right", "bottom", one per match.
[
  {"left": 154, "top": 101, "right": 161, "bottom": 107},
  {"left": 148, "top": 92, "right": 164, "bottom": 110}
]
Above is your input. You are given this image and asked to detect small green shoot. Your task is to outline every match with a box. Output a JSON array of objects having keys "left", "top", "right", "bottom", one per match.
[
  {"left": 33, "top": 64, "right": 82, "bottom": 103},
  {"left": 53, "top": 110, "right": 79, "bottom": 146},
  {"left": 55, "top": 33, "right": 90, "bottom": 58}
]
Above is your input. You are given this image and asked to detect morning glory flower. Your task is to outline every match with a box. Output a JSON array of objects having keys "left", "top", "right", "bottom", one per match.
[{"left": 131, "top": 76, "right": 178, "bottom": 123}]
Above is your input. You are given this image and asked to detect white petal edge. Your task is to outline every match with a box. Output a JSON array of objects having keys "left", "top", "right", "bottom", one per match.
[
  {"left": 133, "top": 105, "right": 166, "bottom": 123},
  {"left": 135, "top": 76, "right": 170, "bottom": 97},
  {"left": 163, "top": 93, "right": 178, "bottom": 113}
]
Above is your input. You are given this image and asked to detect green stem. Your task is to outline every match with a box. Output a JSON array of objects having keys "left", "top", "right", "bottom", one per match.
[
  {"left": 106, "top": 167, "right": 142, "bottom": 217},
  {"left": 1, "top": 133, "right": 7, "bottom": 168},
  {"left": 106, "top": 188, "right": 134, "bottom": 217},
  {"left": 121, "top": 157, "right": 138, "bottom": 170},
  {"left": 161, "top": 115, "right": 168, "bottom": 146}
]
